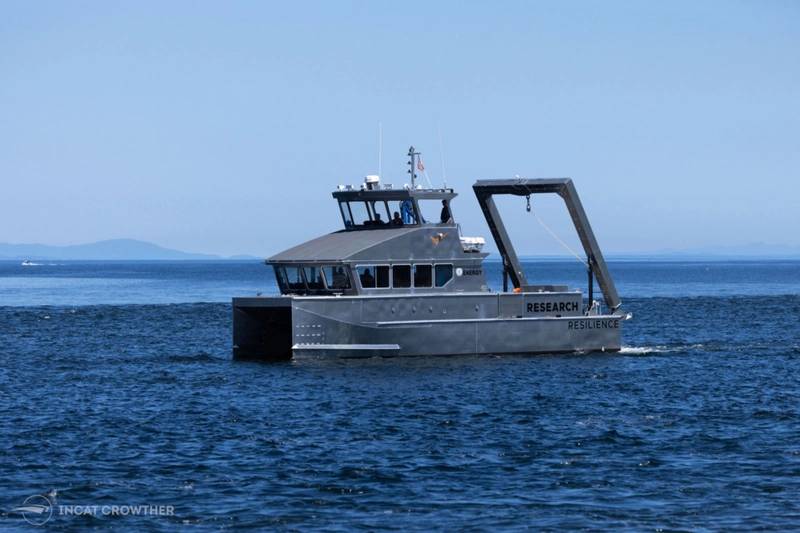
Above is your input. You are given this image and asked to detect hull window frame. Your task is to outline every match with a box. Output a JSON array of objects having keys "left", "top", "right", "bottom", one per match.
[
  {"left": 413, "top": 263, "right": 433, "bottom": 288},
  {"left": 392, "top": 264, "right": 412, "bottom": 288},
  {"left": 434, "top": 263, "right": 454, "bottom": 288},
  {"left": 356, "top": 264, "right": 392, "bottom": 290}
]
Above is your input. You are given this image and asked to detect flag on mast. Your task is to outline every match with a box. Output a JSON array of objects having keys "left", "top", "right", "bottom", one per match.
[{"left": 417, "top": 158, "right": 425, "bottom": 172}]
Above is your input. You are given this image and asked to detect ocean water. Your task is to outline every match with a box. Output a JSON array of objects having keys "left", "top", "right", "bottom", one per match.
[{"left": 1, "top": 259, "right": 800, "bottom": 530}]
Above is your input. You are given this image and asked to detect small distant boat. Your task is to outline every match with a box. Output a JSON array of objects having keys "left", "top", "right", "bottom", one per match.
[{"left": 21, "top": 259, "right": 34, "bottom": 266}]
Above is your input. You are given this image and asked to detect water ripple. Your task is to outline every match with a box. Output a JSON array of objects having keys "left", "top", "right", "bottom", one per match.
[{"left": 1, "top": 291, "right": 800, "bottom": 529}]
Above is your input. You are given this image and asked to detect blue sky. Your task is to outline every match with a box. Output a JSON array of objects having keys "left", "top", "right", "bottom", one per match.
[{"left": 1, "top": 1, "right": 798, "bottom": 256}]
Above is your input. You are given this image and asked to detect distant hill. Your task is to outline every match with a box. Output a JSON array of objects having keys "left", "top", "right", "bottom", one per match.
[
  {"left": 511, "top": 242, "right": 800, "bottom": 261},
  {"left": 0, "top": 239, "right": 224, "bottom": 260},
  {"left": 2, "top": 238, "right": 797, "bottom": 262},
  {"left": 628, "top": 242, "right": 800, "bottom": 260}
]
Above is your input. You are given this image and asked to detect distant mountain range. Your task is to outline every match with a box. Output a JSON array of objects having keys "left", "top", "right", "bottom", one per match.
[
  {"left": 507, "top": 242, "right": 800, "bottom": 261},
  {"left": 0, "top": 238, "right": 798, "bottom": 261},
  {"left": 0, "top": 239, "right": 260, "bottom": 261},
  {"left": 612, "top": 242, "right": 800, "bottom": 259}
]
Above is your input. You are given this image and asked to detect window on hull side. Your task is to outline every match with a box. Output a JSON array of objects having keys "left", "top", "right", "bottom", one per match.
[
  {"left": 376, "top": 266, "right": 390, "bottom": 288},
  {"left": 356, "top": 263, "right": 454, "bottom": 289},
  {"left": 392, "top": 265, "right": 411, "bottom": 288},
  {"left": 356, "top": 265, "right": 390, "bottom": 289},
  {"left": 357, "top": 266, "right": 376, "bottom": 288},
  {"left": 413, "top": 264, "right": 432, "bottom": 287},
  {"left": 435, "top": 264, "right": 454, "bottom": 287}
]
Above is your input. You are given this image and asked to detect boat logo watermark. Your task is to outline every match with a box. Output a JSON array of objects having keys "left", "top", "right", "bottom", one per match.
[
  {"left": 12, "top": 495, "right": 53, "bottom": 526},
  {"left": 11, "top": 494, "right": 175, "bottom": 526}
]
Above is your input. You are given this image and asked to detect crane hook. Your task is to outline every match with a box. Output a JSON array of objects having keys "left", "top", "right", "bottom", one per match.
[{"left": 525, "top": 194, "right": 531, "bottom": 213}]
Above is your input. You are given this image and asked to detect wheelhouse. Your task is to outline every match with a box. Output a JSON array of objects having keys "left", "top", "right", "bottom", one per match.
[
  {"left": 333, "top": 187, "right": 457, "bottom": 230},
  {"left": 267, "top": 167, "right": 487, "bottom": 297}
]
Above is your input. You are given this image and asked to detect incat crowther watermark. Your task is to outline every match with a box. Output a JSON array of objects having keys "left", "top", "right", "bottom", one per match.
[{"left": 11, "top": 494, "right": 174, "bottom": 526}]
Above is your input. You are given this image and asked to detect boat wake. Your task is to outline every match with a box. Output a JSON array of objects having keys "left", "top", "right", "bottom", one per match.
[
  {"left": 620, "top": 343, "right": 705, "bottom": 355},
  {"left": 619, "top": 346, "right": 662, "bottom": 355}
]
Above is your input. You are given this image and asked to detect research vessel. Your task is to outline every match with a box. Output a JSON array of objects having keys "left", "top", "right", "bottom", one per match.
[{"left": 233, "top": 147, "right": 628, "bottom": 359}]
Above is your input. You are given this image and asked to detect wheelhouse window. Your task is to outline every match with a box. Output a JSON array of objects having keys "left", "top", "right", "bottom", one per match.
[
  {"left": 347, "top": 201, "right": 372, "bottom": 226},
  {"left": 339, "top": 197, "right": 430, "bottom": 229},
  {"left": 323, "top": 265, "right": 351, "bottom": 290},
  {"left": 277, "top": 263, "right": 456, "bottom": 293},
  {"left": 368, "top": 200, "right": 391, "bottom": 226},
  {"left": 392, "top": 265, "right": 411, "bottom": 288},
  {"left": 435, "top": 264, "right": 453, "bottom": 287},
  {"left": 303, "top": 266, "right": 325, "bottom": 291},
  {"left": 340, "top": 200, "right": 399, "bottom": 228},
  {"left": 397, "top": 199, "right": 417, "bottom": 225},
  {"left": 413, "top": 264, "right": 432, "bottom": 287},
  {"left": 274, "top": 264, "right": 351, "bottom": 294},
  {"left": 340, "top": 203, "right": 354, "bottom": 227},
  {"left": 417, "top": 199, "right": 454, "bottom": 224},
  {"left": 283, "top": 266, "right": 306, "bottom": 291},
  {"left": 275, "top": 266, "right": 289, "bottom": 290}
]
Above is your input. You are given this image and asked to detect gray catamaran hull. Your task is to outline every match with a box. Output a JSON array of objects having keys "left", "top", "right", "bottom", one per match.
[
  {"left": 291, "top": 316, "right": 623, "bottom": 358},
  {"left": 233, "top": 293, "right": 624, "bottom": 359}
]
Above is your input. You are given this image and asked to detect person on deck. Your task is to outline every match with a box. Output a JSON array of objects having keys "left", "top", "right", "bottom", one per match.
[
  {"left": 440, "top": 200, "right": 453, "bottom": 223},
  {"left": 391, "top": 211, "right": 404, "bottom": 226},
  {"left": 401, "top": 199, "right": 414, "bottom": 224}
]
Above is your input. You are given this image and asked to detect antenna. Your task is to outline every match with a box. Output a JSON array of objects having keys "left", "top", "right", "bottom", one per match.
[
  {"left": 377, "top": 121, "right": 383, "bottom": 179},
  {"left": 438, "top": 125, "right": 447, "bottom": 188},
  {"left": 407, "top": 145, "right": 420, "bottom": 188}
]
